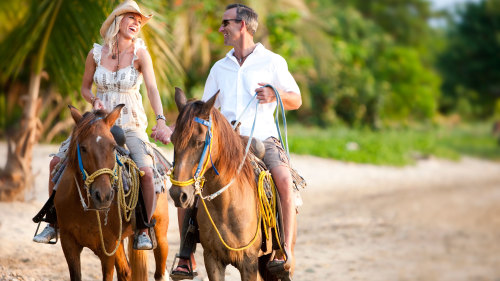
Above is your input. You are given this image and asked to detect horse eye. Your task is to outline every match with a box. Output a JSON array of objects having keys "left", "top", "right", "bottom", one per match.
[
  {"left": 196, "top": 140, "right": 205, "bottom": 148},
  {"left": 80, "top": 146, "right": 87, "bottom": 153}
]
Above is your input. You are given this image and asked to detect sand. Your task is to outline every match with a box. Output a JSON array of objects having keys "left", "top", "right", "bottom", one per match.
[{"left": 1, "top": 142, "right": 500, "bottom": 281}]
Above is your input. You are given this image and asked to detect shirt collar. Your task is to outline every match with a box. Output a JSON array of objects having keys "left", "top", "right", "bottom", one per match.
[{"left": 225, "top": 42, "right": 264, "bottom": 62}]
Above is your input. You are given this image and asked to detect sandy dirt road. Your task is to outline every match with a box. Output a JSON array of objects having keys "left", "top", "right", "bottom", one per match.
[{"left": 1, "top": 143, "right": 500, "bottom": 281}]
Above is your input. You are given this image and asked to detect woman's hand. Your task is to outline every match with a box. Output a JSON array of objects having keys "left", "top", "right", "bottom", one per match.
[
  {"left": 92, "top": 97, "right": 105, "bottom": 111},
  {"left": 151, "top": 120, "right": 173, "bottom": 144}
]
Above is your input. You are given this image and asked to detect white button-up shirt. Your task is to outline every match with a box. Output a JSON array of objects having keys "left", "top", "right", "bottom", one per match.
[{"left": 202, "top": 43, "right": 300, "bottom": 141}]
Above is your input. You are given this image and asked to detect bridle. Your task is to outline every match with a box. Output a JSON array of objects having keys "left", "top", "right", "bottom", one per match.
[
  {"left": 74, "top": 115, "right": 122, "bottom": 212},
  {"left": 170, "top": 115, "right": 219, "bottom": 195}
]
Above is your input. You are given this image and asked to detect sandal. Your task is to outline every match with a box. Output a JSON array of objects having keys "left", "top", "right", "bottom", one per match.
[{"left": 170, "top": 263, "right": 198, "bottom": 280}]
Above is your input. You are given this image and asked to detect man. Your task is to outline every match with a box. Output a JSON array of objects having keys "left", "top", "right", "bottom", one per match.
[{"left": 172, "top": 3, "right": 301, "bottom": 280}]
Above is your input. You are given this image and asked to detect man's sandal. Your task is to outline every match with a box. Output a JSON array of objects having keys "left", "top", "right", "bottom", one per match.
[{"left": 170, "top": 264, "right": 198, "bottom": 281}]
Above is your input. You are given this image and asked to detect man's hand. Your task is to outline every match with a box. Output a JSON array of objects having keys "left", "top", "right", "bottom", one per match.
[{"left": 255, "top": 83, "right": 277, "bottom": 104}]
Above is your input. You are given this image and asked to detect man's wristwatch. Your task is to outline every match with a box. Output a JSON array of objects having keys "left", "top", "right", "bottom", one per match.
[{"left": 156, "top": 114, "right": 166, "bottom": 121}]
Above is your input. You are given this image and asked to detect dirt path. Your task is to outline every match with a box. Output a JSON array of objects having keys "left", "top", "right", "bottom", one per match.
[{"left": 1, "top": 143, "right": 500, "bottom": 281}]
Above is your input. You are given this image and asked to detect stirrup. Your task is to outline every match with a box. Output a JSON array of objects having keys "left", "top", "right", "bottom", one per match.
[
  {"left": 33, "top": 222, "right": 58, "bottom": 244},
  {"left": 267, "top": 247, "right": 293, "bottom": 281},
  {"left": 170, "top": 254, "right": 198, "bottom": 280},
  {"left": 132, "top": 226, "right": 157, "bottom": 250}
]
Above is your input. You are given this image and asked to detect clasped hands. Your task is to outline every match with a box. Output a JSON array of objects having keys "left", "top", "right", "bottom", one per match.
[{"left": 151, "top": 121, "right": 173, "bottom": 144}]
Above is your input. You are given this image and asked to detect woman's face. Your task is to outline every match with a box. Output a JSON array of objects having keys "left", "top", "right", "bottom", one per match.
[{"left": 119, "top": 12, "right": 142, "bottom": 39}]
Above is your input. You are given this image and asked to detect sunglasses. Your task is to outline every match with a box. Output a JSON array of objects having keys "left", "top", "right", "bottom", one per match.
[{"left": 221, "top": 18, "right": 242, "bottom": 27}]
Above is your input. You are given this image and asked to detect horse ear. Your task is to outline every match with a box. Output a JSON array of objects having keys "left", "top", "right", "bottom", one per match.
[
  {"left": 175, "top": 87, "right": 187, "bottom": 112},
  {"left": 202, "top": 90, "right": 219, "bottom": 115},
  {"left": 105, "top": 104, "right": 125, "bottom": 128},
  {"left": 68, "top": 105, "right": 83, "bottom": 123}
]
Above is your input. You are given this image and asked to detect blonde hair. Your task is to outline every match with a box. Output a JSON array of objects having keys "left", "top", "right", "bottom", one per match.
[{"left": 103, "top": 14, "right": 124, "bottom": 57}]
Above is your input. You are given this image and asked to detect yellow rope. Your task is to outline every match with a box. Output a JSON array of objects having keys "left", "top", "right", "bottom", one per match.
[
  {"left": 116, "top": 156, "right": 141, "bottom": 222},
  {"left": 257, "top": 171, "right": 284, "bottom": 255},
  {"left": 197, "top": 188, "right": 261, "bottom": 251},
  {"left": 90, "top": 154, "right": 143, "bottom": 256},
  {"left": 196, "top": 170, "right": 283, "bottom": 253},
  {"left": 96, "top": 203, "right": 122, "bottom": 256}
]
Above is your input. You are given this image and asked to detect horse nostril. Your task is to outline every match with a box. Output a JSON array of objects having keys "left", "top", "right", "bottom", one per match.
[
  {"left": 107, "top": 189, "right": 114, "bottom": 201},
  {"left": 180, "top": 191, "right": 188, "bottom": 204},
  {"left": 94, "top": 190, "right": 101, "bottom": 202}
]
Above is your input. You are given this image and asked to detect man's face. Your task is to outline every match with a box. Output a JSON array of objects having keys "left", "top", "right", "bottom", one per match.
[{"left": 219, "top": 8, "right": 242, "bottom": 46}]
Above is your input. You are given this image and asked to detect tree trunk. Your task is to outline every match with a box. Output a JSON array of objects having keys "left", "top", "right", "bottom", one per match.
[{"left": 0, "top": 72, "right": 42, "bottom": 201}]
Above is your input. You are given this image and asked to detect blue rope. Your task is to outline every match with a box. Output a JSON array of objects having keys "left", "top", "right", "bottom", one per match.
[
  {"left": 232, "top": 85, "right": 289, "bottom": 160},
  {"left": 77, "top": 143, "right": 87, "bottom": 181},
  {"left": 263, "top": 84, "right": 289, "bottom": 160},
  {"left": 194, "top": 115, "right": 219, "bottom": 176}
]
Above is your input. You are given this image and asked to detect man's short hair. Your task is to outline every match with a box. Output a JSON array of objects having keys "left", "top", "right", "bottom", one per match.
[{"left": 226, "top": 3, "right": 258, "bottom": 35}]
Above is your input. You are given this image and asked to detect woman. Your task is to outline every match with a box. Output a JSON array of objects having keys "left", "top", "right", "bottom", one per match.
[{"left": 33, "top": 0, "right": 172, "bottom": 250}]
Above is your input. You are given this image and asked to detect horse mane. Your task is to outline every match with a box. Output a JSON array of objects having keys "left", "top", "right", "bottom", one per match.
[
  {"left": 66, "top": 110, "right": 108, "bottom": 170},
  {"left": 174, "top": 100, "right": 253, "bottom": 184}
]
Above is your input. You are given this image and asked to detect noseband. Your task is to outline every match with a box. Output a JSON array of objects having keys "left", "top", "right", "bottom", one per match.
[{"left": 77, "top": 143, "right": 122, "bottom": 189}]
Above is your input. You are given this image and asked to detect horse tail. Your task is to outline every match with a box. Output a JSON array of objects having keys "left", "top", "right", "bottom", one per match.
[{"left": 128, "top": 237, "right": 149, "bottom": 281}]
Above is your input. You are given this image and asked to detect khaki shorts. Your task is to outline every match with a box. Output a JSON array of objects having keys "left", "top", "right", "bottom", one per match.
[
  {"left": 124, "top": 130, "right": 154, "bottom": 170},
  {"left": 262, "top": 137, "right": 290, "bottom": 170}
]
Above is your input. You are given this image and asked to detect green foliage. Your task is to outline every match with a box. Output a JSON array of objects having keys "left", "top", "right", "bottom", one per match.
[
  {"left": 335, "top": 0, "right": 435, "bottom": 49},
  {"left": 376, "top": 46, "right": 441, "bottom": 122},
  {"left": 288, "top": 122, "right": 500, "bottom": 166},
  {"left": 438, "top": 0, "right": 500, "bottom": 118}
]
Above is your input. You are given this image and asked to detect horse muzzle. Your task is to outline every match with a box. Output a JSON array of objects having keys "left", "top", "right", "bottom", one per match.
[
  {"left": 90, "top": 185, "right": 115, "bottom": 210},
  {"left": 169, "top": 185, "right": 195, "bottom": 208}
]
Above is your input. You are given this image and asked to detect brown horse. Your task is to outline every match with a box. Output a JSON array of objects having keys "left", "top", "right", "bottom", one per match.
[
  {"left": 169, "top": 88, "right": 295, "bottom": 281},
  {"left": 54, "top": 105, "right": 169, "bottom": 281}
]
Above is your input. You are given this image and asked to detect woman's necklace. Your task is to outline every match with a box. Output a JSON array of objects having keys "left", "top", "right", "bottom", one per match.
[{"left": 112, "top": 41, "right": 133, "bottom": 78}]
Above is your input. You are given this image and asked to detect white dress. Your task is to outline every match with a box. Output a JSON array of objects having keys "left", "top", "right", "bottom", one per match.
[{"left": 92, "top": 38, "right": 148, "bottom": 133}]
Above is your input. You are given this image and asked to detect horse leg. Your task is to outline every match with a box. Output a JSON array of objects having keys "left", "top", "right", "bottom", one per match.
[
  {"left": 60, "top": 233, "right": 83, "bottom": 281},
  {"left": 239, "top": 257, "right": 261, "bottom": 281},
  {"left": 153, "top": 193, "right": 169, "bottom": 281},
  {"left": 114, "top": 242, "right": 131, "bottom": 281},
  {"left": 99, "top": 254, "right": 116, "bottom": 281},
  {"left": 204, "top": 251, "right": 226, "bottom": 281}
]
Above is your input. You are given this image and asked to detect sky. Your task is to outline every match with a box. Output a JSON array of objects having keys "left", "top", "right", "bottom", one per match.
[{"left": 430, "top": 0, "right": 480, "bottom": 10}]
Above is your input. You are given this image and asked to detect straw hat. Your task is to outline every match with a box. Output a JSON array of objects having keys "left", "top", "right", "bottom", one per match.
[{"left": 100, "top": 0, "right": 152, "bottom": 38}]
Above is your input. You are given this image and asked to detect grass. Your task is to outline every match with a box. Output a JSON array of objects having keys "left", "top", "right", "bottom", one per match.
[{"left": 286, "top": 122, "right": 500, "bottom": 166}]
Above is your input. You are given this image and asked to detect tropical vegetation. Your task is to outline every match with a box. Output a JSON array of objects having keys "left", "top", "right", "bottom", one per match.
[{"left": 0, "top": 0, "right": 499, "bottom": 200}]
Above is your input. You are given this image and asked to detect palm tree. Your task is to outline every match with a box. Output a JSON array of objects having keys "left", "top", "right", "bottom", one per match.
[{"left": 0, "top": 0, "right": 183, "bottom": 201}]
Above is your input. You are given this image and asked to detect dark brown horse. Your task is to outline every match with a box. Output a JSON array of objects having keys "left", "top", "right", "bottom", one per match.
[
  {"left": 169, "top": 88, "right": 295, "bottom": 281},
  {"left": 54, "top": 105, "right": 169, "bottom": 281}
]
